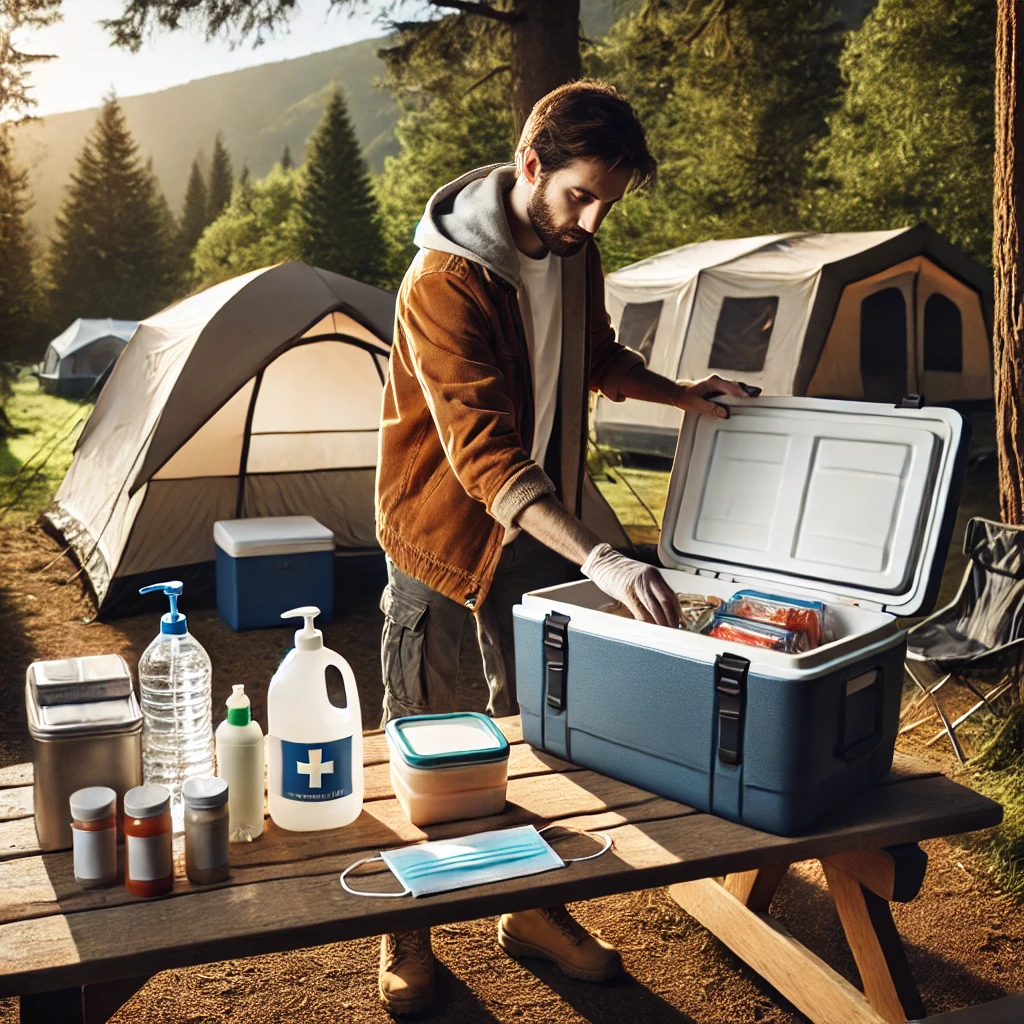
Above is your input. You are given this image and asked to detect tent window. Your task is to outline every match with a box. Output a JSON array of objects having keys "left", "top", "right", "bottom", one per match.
[
  {"left": 617, "top": 300, "right": 663, "bottom": 363},
  {"left": 708, "top": 296, "right": 778, "bottom": 372},
  {"left": 860, "top": 287, "right": 907, "bottom": 402},
  {"left": 923, "top": 293, "right": 963, "bottom": 373}
]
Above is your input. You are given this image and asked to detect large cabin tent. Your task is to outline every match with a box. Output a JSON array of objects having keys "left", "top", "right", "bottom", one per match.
[
  {"left": 595, "top": 226, "right": 993, "bottom": 456},
  {"left": 36, "top": 318, "right": 138, "bottom": 398},
  {"left": 45, "top": 263, "right": 395, "bottom": 616}
]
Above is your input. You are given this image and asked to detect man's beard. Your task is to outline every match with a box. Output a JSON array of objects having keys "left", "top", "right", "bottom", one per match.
[{"left": 527, "top": 177, "right": 593, "bottom": 257}]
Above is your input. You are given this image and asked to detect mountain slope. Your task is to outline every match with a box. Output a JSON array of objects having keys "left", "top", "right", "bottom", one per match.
[{"left": 14, "top": 36, "right": 399, "bottom": 241}]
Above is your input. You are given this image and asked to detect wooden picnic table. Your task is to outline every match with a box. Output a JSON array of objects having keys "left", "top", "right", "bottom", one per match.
[{"left": 0, "top": 717, "right": 1002, "bottom": 1024}]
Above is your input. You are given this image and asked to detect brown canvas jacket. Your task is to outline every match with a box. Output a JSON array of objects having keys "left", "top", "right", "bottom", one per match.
[{"left": 375, "top": 164, "right": 643, "bottom": 611}]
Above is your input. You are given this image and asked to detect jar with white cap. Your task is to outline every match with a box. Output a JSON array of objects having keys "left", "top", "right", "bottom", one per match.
[
  {"left": 70, "top": 786, "right": 117, "bottom": 888},
  {"left": 124, "top": 783, "right": 173, "bottom": 897},
  {"left": 183, "top": 776, "right": 229, "bottom": 884}
]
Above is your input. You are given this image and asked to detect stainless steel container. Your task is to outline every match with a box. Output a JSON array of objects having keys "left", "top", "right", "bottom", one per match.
[{"left": 26, "top": 655, "right": 143, "bottom": 851}]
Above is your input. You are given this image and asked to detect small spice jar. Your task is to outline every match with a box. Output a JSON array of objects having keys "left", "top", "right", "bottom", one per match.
[
  {"left": 70, "top": 786, "right": 118, "bottom": 888},
  {"left": 124, "top": 784, "right": 173, "bottom": 897},
  {"left": 183, "top": 776, "right": 229, "bottom": 884}
]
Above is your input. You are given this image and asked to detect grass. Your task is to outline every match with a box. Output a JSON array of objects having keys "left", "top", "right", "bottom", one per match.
[
  {"left": 966, "top": 708, "right": 1024, "bottom": 900},
  {"left": 0, "top": 370, "right": 91, "bottom": 525}
]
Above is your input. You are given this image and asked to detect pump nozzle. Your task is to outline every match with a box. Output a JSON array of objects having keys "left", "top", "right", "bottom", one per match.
[
  {"left": 281, "top": 606, "right": 322, "bottom": 651},
  {"left": 139, "top": 581, "right": 187, "bottom": 636}
]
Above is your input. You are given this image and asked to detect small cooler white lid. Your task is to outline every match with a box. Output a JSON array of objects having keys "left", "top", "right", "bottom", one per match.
[
  {"left": 657, "top": 396, "right": 967, "bottom": 616},
  {"left": 214, "top": 516, "right": 335, "bottom": 558}
]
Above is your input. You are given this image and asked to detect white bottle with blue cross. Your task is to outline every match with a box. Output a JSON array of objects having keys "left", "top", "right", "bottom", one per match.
[{"left": 267, "top": 607, "right": 364, "bottom": 831}]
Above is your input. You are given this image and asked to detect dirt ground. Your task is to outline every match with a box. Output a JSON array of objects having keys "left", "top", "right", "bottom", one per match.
[{"left": 1, "top": 520, "right": 1022, "bottom": 1024}]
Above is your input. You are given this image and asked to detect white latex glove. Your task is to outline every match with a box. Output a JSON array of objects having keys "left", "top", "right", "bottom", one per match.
[{"left": 581, "top": 543, "right": 682, "bottom": 627}]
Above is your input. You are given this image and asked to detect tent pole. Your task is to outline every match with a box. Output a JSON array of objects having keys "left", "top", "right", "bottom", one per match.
[{"left": 236, "top": 370, "right": 264, "bottom": 519}]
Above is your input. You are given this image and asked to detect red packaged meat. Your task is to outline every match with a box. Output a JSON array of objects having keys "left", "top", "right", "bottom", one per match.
[{"left": 720, "top": 590, "right": 826, "bottom": 649}]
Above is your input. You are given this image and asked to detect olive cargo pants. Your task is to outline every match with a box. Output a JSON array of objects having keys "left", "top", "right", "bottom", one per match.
[{"left": 379, "top": 532, "right": 571, "bottom": 724}]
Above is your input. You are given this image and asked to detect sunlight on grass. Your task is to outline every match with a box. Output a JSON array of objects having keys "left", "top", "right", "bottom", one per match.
[{"left": 0, "top": 373, "right": 91, "bottom": 524}]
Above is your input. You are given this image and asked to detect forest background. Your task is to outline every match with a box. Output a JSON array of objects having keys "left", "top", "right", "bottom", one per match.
[{"left": 0, "top": 0, "right": 995, "bottom": 365}]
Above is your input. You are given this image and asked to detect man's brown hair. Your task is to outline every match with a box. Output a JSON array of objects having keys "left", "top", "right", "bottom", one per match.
[{"left": 516, "top": 80, "right": 657, "bottom": 192}]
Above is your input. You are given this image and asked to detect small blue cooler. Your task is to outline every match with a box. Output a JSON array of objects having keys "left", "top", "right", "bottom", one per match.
[{"left": 214, "top": 516, "right": 335, "bottom": 631}]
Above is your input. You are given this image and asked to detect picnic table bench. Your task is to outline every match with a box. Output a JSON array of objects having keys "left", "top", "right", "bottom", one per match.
[{"left": 0, "top": 717, "right": 1002, "bottom": 1024}]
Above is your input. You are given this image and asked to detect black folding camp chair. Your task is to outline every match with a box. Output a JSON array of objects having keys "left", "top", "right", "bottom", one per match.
[{"left": 903, "top": 517, "right": 1024, "bottom": 762}]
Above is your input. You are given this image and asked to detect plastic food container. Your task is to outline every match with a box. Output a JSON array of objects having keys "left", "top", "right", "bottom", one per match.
[{"left": 385, "top": 713, "right": 510, "bottom": 826}]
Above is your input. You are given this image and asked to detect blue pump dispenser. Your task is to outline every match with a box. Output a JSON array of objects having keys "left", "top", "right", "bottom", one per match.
[{"left": 139, "top": 581, "right": 188, "bottom": 636}]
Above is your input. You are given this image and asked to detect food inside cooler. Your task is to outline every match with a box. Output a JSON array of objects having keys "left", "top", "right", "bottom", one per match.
[
  {"left": 598, "top": 587, "right": 832, "bottom": 652},
  {"left": 718, "top": 590, "right": 828, "bottom": 649},
  {"left": 708, "top": 614, "right": 810, "bottom": 653},
  {"left": 600, "top": 593, "right": 722, "bottom": 632}
]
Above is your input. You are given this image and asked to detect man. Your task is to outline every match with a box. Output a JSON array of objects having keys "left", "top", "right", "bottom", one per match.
[{"left": 375, "top": 80, "right": 751, "bottom": 1014}]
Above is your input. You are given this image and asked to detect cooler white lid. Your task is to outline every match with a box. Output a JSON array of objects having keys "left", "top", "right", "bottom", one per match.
[
  {"left": 657, "top": 396, "right": 967, "bottom": 616},
  {"left": 214, "top": 516, "right": 335, "bottom": 558}
]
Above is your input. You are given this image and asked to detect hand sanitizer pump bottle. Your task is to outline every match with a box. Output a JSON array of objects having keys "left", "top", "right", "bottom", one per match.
[{"left": 267, "top": 607, "right": 363, "bottom": 831}]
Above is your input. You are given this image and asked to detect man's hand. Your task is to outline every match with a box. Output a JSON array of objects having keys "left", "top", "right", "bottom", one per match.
[
  {"left": 581, "top": 543, "right": 682, "bottom": 627},
  {"left": 673, "top": 374, "right": 755, "bottom": 419}
]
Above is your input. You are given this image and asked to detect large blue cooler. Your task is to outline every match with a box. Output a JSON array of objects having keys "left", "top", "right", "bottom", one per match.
[
  {"left": 214, "top": 516, "right": 335, "bottom": 631},
  {"left": 514, "top": 396, "right": 970, "bottom": 835}
]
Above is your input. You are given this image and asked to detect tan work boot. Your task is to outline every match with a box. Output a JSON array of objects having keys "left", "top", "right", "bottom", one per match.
[
  {"left": 379, "top": 929, "right": 434, "bottom": 1015},
  {"left": 497, "top": 905, "right": 621, "bottom": 982}
]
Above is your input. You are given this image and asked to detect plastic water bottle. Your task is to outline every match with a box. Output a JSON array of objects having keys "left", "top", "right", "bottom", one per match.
[{"left": 138, "top": 581, "right": 214, "bottom": 832}]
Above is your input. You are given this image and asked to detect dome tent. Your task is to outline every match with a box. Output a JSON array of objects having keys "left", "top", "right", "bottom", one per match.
[
  {"left": 45, "top": 262, "right": 395, "bottom": 617},
  {"left": 595, "top": 226, "right": 993, "bottom": 456},
  {"left": 36, "top": 318, "right": 138, "bottom": 398}
]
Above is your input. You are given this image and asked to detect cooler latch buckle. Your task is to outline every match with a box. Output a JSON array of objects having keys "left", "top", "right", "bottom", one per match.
[
  {"left": 715, "top": 652, "right": 749, "bottom": 766},
  {"left": 543, "top": 612, "right": 570, "bottom": 712}
]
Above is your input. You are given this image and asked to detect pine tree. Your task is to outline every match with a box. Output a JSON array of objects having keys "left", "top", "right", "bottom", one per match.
[
  {"left": 295, "top": 87, "right": 385, "bottom": 284},
  {"left": 47, "top": 94, "right": 177, "bottom": 326},
  {"left": 0, "top": 126, "right": 40, "bottom": 364},
  {"left": 280, "top": 143, "right": 293, "bottom": 170},
  {"left": 179, "top": 156, "right": 208, "bottom": 251},
  {"left": 206, "top": 133, "right": 234, "bottom": 222}
]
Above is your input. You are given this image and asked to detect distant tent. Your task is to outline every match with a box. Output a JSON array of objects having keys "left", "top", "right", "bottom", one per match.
[
  {"left": 595, "top": 226, "right": 993, "bottom": 456},
  {"left": 36, "top": 319, "right": 138, "bottom": 399},
  {"left": 45, "top": 263, "right": 395, "bottom": 616}
]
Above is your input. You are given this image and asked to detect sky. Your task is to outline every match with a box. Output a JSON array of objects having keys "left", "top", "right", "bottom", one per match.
[{"left": 16, "top": 1, "right": 427, "bottom": 118}]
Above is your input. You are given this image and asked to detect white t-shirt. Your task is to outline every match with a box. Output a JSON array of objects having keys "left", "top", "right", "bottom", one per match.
[{"left": 504, "top": 248, "right": 562, "bottom": 544}]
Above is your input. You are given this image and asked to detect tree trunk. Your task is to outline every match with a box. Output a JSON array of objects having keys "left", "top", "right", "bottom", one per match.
[
  {"left": 510, "top": 0, "right": 582, "bottom": 138},
  {"left": 995, "top": 0, "right": 1024, "bottom": 523}
]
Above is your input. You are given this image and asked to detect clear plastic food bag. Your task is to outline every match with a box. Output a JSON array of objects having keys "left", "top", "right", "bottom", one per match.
[
  {"left": 719, "top": 590, "right": 826, "bottom": 649},
  {"left": 708, "top": 614, "right": 810, "bottom": 652}
]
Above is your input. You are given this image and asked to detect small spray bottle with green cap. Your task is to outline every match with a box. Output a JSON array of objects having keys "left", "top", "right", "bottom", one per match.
[
  {"left": 215, "top": 685, "right": 265, "bottom": 842},
  {"left": 267, "top": 606, "right": 363, "bottom": 831},
  {"left": 138, "top": 581, "right": 214, "bottom": 832}
]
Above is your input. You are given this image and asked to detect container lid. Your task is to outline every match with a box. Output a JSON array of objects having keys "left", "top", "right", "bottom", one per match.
[
  {"left": 124, "top": 784, "right": 170, "bottom": 818},
  {"left": 386, "top": 713, "right": 510, "bottom": 770},
  {"left": 657, "top": 396, "right": 969, "bottom": 617},
  {"left": 27, "top": 654, "right": 132, "bottom": 707},
  {"left": 182, "top": 776, "right": 228, "bottom": 809},
  {"left": 70, "top": 786, "right": 116, "bottom": 822},
  {"left": 213, "top": 516, "right": 334, "bottom": 558},
  {"left": 26, "top": 687, "right": 143, "bottom": 738}
]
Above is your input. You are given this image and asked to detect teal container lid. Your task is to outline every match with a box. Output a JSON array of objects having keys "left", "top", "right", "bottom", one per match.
[{"left": 386, "top": 712, "right": 509, "bottom": 770}]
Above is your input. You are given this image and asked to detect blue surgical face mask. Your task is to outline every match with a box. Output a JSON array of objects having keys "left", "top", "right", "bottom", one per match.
[{"left": 340, "top": 824, "right": 612, "bottom": 898}]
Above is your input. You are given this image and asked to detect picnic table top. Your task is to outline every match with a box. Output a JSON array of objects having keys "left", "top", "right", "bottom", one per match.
[{"left": 0, "top": 716, "right": 1003, "bottom": 999}]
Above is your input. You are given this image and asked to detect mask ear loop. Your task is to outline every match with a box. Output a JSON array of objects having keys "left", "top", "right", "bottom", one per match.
[
  {"left": 340, "top": 855, "right": 412, "bottom": 897},
  {"left": 537, "top": 824, "right": 613, "bottom": 863}
]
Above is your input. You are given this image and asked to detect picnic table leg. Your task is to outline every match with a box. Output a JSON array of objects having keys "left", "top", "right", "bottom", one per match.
[
  {"left": 19, "top": 974, "right": 151, "bottom": 1024},
  {"left": 822, "top": 854, "right": 927, "bottom": 1024},
  {"left": 669, "top": 868, "right": 889, "bottom": 1024}
]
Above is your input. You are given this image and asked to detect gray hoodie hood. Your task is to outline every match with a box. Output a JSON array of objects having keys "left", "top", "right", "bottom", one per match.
[{"left": 414, "top": 163, "right": 523, "bottom": 289}]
